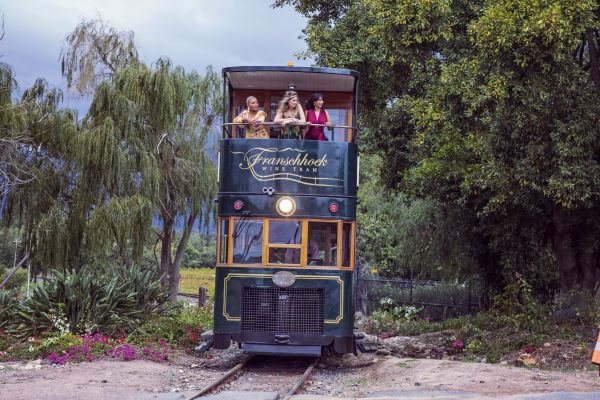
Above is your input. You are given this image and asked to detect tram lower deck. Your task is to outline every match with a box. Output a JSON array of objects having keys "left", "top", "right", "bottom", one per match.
[
  {"left": 213, "top": 66, "right": 359, "bottom": 356},
  {"left": 213, "top": 266, "right": 355, "bottom": 355}
]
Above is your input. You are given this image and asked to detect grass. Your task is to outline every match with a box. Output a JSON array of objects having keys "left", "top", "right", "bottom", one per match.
[
  {"left": 178, "top": 267, "right": 216, "bottom": 298},
  {"left": 395, "top": 361, "right": 412, "bottom": 368}
]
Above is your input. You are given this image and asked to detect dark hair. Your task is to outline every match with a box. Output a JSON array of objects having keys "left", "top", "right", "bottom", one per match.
[{"left": 305, "top": 93, "right": 324, "bottom": 111}]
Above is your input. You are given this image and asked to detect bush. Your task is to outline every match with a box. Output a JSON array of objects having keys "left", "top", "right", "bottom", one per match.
[
  {"left": 4, "top": 264, "right": 168, "bottom": 338},
  {"left": 367, "top": 281, "right": 580, "bottom": 364},
  {"left": 128, "top": 302, "right": 213, "bottom": 349},
  {"left": 363, "top": 280, "right": 479, "bottom": 320},
  {"left": 0, "top": 268, "right": 28, "bottom": 291},
  {"left": 369, "top": 297, "right": 424, "bottom": 335},
  {"left": 0, "top": 290, "right": 17, "bottom": 329},
  {"left": 35, "top": 332, "right": 83, "bottom": 358}
]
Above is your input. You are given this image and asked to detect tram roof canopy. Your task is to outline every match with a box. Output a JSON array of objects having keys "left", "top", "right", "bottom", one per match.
[{"left": 223, "top": 66, "right": 358, "bottom": 93}]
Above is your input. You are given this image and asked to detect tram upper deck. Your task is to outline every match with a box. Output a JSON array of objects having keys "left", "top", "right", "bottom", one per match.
[
  {"left": 219, "top": 67, "right": 359, "bottom": 215},
  {"left": 221, "top": 66, "right": 359, "bottom": 143}
]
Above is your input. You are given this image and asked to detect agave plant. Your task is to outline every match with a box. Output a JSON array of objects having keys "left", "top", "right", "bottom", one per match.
[
  {"left": 5, "top": 264, "right": 167, "bottom": 337},
  {"left": 0, "top": 290, "right": 17, "bottom": 329}
]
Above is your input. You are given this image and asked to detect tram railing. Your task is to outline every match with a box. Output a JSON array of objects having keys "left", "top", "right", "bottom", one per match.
[{"left": 221, "top": 122, "right": 358, "bottom": 143}]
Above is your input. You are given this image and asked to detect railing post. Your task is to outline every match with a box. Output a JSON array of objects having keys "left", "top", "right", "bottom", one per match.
[
  {"left": 198, "top": 287, "right": 207, "bottom": 307},
  {"left": 409, "top": 267, "right": 414, "bottom": 304},
  {"left": 467, "top": 282, "right": 471, "bottom": 314}
]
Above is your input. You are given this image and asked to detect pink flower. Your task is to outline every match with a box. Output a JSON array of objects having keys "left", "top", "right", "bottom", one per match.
[
  {"left": 523, "top": 346, "right": 535, "bottom": 354},
  {"left": 452, "top": 339, "right": 464, "bottom": 350}
]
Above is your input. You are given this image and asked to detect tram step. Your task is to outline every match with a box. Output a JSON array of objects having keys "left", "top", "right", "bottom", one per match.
[{"left": 242, "top": 343, "right": 322, "bottom": 356}]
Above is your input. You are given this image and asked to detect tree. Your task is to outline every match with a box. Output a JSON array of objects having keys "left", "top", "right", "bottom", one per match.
[
  {"left": 2, "top": 18, "right": 221, "bottom": 302},
  {"left": 60, "top": 17, "right": 138, "bottom": 95},
  {"left": 357, "top": 155, "right": 478, "bottom": 280},
  {"left": 278, "top": 0, "right": 600, "bottom": 310},
  {"left": 62, "top": 18, "right": 222, "bottom": 301},
  {"left": 82, "top": 59, "right": 221, "bottom": 300}
]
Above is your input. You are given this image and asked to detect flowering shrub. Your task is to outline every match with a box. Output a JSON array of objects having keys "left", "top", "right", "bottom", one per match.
[
  {"left": 107, "top": 344, "right": 137, "bottom": 361},
  {"left": 127, "top": 302, "right": 212, "bottom": 351},
  {"left": 139, "top": 339, "right": 171, "bottom": 362},
  {"left": 367, "top": 298, "right": 424, "bottom": 336},
  {"left": 45, "top": 333, "right": 173, "bottom": 365},
  {"left": 452, "top": 339, "right": 464, "bottom": 350},
  {"left": 522, "top": 345, "right": 535, "bottom": 354}
]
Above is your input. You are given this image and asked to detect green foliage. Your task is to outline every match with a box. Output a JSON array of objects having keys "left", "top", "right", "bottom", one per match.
[
  {"left": 127, "top": 302, "right": 213, "bottom": 349},
  {"left": 369, "top": 297, "right": 423, "bottom": 335},
  {"left": 0, "top": 268, "right": 27, "bottom": 291},
  {"left": 358, "top": 155, "right": 477, "bottom": 279},
  {"left": 33, "top": 332, "right": 83, "bottom": 358},
  {"left": 3, "top": 264, "right": 167, "bottom": 338},
  {"left": 181, "top": 234, "right": 216, "bottom": 268},
  {"left": 0, "top": 290, "right": 17, "bottom": 329},
  {"left": 60, "top": 17, "right": 138, "bottom": 95},
  {"left": 0, "top": 229, "right": 22, "bottom": 271},
  {"left": 279, "top": 0, "right": 600, "bottom": 303},
  {"left": 2, "top": 19, "right": 222, "bottom": 305},
  {"left": 366, "top": 282, "right": 579, "bottom": 363}
]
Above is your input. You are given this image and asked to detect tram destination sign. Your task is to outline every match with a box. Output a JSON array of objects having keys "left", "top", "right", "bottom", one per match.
[{"left": 220, "top": 139, "right": 357, "bottom": 196}]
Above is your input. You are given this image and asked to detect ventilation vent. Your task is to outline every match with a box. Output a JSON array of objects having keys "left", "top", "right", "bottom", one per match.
[{"left": 241, "top": 287, "right": 324, "bottom": 334}]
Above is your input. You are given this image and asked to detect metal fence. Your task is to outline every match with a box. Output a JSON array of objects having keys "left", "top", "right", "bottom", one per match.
[{"left": 356, "top": 275, "right": 480, "bottom": 320}]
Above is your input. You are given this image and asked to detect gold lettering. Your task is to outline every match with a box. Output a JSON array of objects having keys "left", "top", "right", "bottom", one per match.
[{"left": 231, "top": 147, "right": 341, "bottom": 187}]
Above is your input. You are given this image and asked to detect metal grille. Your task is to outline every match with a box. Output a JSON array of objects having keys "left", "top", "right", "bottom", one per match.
[{"left": 241, "top": 287, "right": 324, "bottom": 334}]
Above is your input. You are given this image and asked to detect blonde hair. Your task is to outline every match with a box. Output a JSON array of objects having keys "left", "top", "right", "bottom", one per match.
[
  {"left": 276, "top": 90, "right": 300, "bottom": 117},
  {"left": 246, "top": 96, "right": 258, "bottom": 107}
]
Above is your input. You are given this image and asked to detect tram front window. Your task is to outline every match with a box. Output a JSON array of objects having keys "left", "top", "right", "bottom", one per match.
[
  {"left": 308, "top": 221, "right": 338, "bottom": 266},
  {"left": 232, "top": 220, "right": 263, "bottom": 264},
  {"left": 268, "top": 220, "right": 302, "bottom": 265}
]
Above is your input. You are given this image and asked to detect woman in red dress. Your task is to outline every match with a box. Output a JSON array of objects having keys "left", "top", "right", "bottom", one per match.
[{"left": 304, "top": 93, "right": 332, "bottom": 141}]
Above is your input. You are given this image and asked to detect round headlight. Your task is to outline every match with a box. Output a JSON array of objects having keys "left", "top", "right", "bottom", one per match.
[{"left": 276, "top": 196, "right": 296, "bottom": 216}]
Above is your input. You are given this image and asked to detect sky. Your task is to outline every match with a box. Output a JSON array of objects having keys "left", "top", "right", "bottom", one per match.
[{"left": 0, "top": 0, "right": 310, "bottom": 109}]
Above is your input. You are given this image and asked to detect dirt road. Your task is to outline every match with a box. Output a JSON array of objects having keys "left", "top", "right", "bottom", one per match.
[{"left": 1, "top": 352, "right": 599, "bottom": 399}]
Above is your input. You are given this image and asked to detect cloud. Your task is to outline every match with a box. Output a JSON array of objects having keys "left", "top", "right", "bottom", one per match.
[{"left": 0, "top": 0, "right": 310, "bottom": 93}]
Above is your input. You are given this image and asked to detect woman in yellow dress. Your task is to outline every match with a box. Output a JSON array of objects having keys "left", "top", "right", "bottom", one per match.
[{"left": 233, "top": 96, "right": 269, "bottom": 139}]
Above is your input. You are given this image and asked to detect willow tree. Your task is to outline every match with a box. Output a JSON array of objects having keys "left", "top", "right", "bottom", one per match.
[
  {"left": 2, "top": 18, "right": 221, "bottom": 302},
  {"left": 60, "top": 17, "right": 138, "bottom": 95},
  {"left": 1, "top": 66, "right": 79, "bottom": 272},
  {"left": 80, "top": 59, "right": 221, "bottom": 300},
  {"left": 59, "top": 18, "right": 221, "bottom": 299}
]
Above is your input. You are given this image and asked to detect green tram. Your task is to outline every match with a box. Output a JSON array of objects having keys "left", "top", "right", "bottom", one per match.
[{"left": 213, "top": 66, "right": 359, "bottom": 356}]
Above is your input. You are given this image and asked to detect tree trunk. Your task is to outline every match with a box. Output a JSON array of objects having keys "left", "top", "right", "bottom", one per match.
[
  {"left": 586, "top": 29, "right": 600, "bottom": 95},
  {"left": 160, "top": 212, "right": 173, "bottom": 289},
  {"left": 167, "top": 212, "right": 198, "bottom": 302},
  {"left": 551, "top": 204, "right": 600, "bottom": 318}
]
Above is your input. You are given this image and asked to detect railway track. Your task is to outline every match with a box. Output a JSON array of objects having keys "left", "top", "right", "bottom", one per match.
[{"left": 184, "top": 356, "right": 320, "bottom": 400}]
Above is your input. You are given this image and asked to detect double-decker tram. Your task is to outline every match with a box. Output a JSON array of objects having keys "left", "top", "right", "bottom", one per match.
[{"left": 213, "top": 66, "right": 359, "bottom": 356}]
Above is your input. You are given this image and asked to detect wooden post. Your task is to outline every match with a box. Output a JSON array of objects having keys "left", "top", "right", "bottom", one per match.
[{"left": 198, "top": 287, "right": 207, "bottom": 307}]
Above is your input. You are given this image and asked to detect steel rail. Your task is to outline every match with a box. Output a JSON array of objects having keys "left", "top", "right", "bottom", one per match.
[
  {"left": 281, "top": 357, "right": 320, "bottom": 400},
  {"left": 184, "top": 356, "right": 253, "bottom": 400}
]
